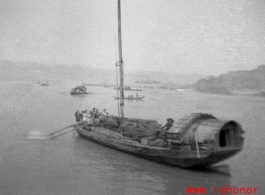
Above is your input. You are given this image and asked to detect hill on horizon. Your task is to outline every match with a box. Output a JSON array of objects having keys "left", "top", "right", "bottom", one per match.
[
  {"left": 193, "top": 64, "right": 265, "bottom": 94},
  {"left": 0, "top": 60, "right": 205, "bottom": 85}
]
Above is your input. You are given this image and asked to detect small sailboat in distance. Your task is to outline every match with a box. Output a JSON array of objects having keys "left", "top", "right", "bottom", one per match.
[
  {"left": 114, "top": 86, "right": 142, "bottom": 91},
  {"left": 114, "top": 95, "right": 145, "bottom": 100},
  {"left": 74, "top": 0, "right": 244, "bottom": 168}
]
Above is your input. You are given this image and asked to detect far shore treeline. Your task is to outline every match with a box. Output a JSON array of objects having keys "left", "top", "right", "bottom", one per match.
[{"left": 1, "top": 60, "right": 265, "bottom": 94}]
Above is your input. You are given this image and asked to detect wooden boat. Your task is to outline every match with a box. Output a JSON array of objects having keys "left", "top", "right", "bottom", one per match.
[
  {"left": 70, "top": 85, "right": 90, "bottom": 95},
  {"left": 113, "top": 95, "right": 145, "bottom": 100},
  {"left": 74, "top": 0, "right": 244, "bottom": 168},
  {"left": 75, "top": 113, "right": 244, "bottom": 168},
  {"left": 70, "top": 91, "right": 90, "bottom": 95},
  {"left": 114, "top": 86, "right": 142, "bottom": 91},
  {"left": 38, "top": 82, "right": 49, "bottom": 86}
]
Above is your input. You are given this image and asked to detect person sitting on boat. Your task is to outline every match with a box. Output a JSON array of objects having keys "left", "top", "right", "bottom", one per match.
[{"left": 162, "top": 118, "right": 174, "bottom": 131}]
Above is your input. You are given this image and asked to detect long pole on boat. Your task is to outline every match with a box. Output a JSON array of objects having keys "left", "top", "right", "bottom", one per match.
[
  {"left": 115, "top": 36, "right": 120, "bottom": 117},
  {"left": 117, "top": 0, "right": 125, "bottom": 118}
]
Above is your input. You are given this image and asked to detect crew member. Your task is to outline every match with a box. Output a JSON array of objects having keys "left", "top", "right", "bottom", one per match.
[{"left": 163, "top": 118, "right": 174, "bottom": 131}]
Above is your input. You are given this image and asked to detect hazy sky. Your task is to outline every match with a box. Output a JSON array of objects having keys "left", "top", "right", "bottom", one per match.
[{"left": 1, "top": 0, "right": 265, "bottom": 75}]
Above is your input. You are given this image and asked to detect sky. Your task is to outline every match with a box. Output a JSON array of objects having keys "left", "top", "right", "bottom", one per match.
[{"left": 0, "top": 0, "right": 265, "bottom": 75}]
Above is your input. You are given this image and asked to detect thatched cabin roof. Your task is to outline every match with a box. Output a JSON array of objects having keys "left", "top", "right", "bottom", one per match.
[{"left": 167, "top": 113, "right": 244, "bottom": 144}]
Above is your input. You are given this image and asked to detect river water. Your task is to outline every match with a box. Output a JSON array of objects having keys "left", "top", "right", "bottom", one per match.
[{"left": 0, "top": 80, "right": 264, "bottom": 195}]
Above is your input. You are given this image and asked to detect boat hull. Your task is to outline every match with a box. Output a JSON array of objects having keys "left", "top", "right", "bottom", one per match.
[
  {"left": 114, "top": 96, "right": 144, "bottom": 100},
  {"left": 75, "top": 126, "right": 242, "bottom": 168},
  {"left": 70, "top": 92, "right": 90, "bottom": 95}
]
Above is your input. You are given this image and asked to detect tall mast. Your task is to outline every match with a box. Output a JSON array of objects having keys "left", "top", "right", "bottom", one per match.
[{"left": 117, "top": 0, "right": 124, "bottom": 117}]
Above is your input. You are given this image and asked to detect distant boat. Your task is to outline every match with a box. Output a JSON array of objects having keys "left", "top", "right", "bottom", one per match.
[
  {"left": 114, "top": 86, "right": 142, "bottom": 91},
  {"left": 70, "top": 85, "right": 90, "bottom": 95},
  {"left": 114, "top": 95, "right": 144, "bottom": 100},
  {"left": 39, "top": 82, "right": 49, "bottom": 86},
  {"left": 73, "top": 0, "right": 244, "bottom": 168},
  {"left": 102, "top": 84, "right": 112, "bottom": 88},
  {"left": 82, "top": 83, "right": 98, "bottom": 87}
]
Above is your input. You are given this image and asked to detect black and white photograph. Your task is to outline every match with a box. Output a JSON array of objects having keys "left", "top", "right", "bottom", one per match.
[{"left": 0, "top": 0, "right": 264, "bottom": 194}]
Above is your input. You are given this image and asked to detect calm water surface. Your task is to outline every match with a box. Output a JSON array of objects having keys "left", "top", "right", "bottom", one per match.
[{"left": 0, "top": 81, "right": 264, "bottom": 195}]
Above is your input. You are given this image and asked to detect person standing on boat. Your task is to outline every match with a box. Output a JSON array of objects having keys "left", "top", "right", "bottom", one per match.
[
  {"left": 95, "top": 109, "right": 100, "bottom": 118},
  {"left": 74, "top": 110, "right": 82, "bottom": 122},
  {"left": 90, "top": 108, "right": 96, "bottom": 118},
  {"left": 79, "top": 111, "right": 84, "bottom": 121},
  {"left": 102, "top": 109, "right": 108, "bottom": 117},
  {"left": 82, "top": 110, "right": 90, "bottom": 121},
  {"left": 86, "top": 112, "right": 93, "bottom": 125}
]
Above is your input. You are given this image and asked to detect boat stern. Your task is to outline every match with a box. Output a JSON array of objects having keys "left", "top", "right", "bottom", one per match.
[{"left": 166, "top": 113, "right": 245, "bottom": 167}]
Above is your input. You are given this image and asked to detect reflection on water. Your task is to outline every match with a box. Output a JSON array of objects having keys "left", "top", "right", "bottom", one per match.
[
  {"left": 73, "top": 136, "right": 231, "bottom": 195},
  {"left": 195, "top": 164, "right": 231, "bottom": 177},
  {"left": 27, "top": 131, "right": 50, "bottom": 139},
  {"left": 0, "top": 81, "right": 264, "bottom": 195}
]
